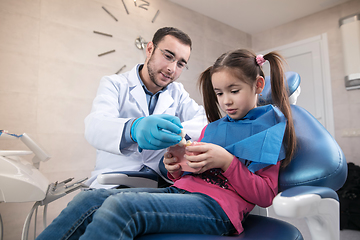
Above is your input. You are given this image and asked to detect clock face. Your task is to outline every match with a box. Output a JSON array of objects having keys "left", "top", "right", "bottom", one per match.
[
  {"left": 122, "top": 0, "right": 159, "bottom": 21},
  {"left": 94, "top": 0, "right": 160, "bottom": 74}
]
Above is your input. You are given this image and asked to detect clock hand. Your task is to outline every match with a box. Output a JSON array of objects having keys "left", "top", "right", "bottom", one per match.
[
  {"left": 152, "top": 10, "right": 160, "bottom": 23},
  {"left": 121, "top": 0, "right": 129, "bottom": 15},
  {"left": 93, "top": 31, "right": 112, "bottom": 37},
  {"left": 116, "top": 65, "right": 127, "bottom": 75},
  {"left": 102, "top": 6, "right": 118, "bottom": 22},
  {"left": 98, "top": 50, "right": 115, "bottom": 57}
]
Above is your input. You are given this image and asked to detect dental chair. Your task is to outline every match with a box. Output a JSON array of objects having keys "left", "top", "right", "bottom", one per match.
[
  {"left": 0, "top": 131, "right": 87, "bottom": 240},
  {"left": 98, "top": 72, "right": 348, "bottom": 240}
]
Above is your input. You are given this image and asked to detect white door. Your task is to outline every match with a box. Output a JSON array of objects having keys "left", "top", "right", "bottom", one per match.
[{"left": 260, "top": 34, "right": 335, "bottom": 137}]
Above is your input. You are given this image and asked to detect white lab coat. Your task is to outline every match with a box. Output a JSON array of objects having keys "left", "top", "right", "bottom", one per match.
[{"left": 85, "top": 64, "right": 207, "bottom": 188}]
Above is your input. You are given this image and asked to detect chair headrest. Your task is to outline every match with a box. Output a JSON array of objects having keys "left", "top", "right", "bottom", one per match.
[
  {"left": 278, "top": 105, "right": 347, "bottom": 192},
  {"left": 257, "top": 71, "right": 347, "bottom": 192},
  {"left": 258, "top": 71, "right": 301, "bottom": 105}
]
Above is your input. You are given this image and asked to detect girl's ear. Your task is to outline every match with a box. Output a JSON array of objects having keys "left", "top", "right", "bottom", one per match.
[{"left": 255, "top": 76, "right": 265, "bottom": 94}]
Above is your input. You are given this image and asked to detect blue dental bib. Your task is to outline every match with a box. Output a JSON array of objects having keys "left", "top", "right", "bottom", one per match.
[{"left": 201, "top": 105, "right": 287, "bottom": 173}]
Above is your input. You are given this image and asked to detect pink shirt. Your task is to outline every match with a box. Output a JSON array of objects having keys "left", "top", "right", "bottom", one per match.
[{"left": 169, "top": 126, "right": 280, "bottom": 234}]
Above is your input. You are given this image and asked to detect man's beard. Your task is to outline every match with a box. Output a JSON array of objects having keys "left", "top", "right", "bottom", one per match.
[
  {"left": 147, "top": 55, "right": 173, "bottom": 90},
  {"left": 147, "top": 60, "right": 162, "bottom": 89}
]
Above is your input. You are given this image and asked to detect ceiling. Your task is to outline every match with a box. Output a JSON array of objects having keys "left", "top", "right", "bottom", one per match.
[{"left": 169, "top": 0, "right": 352, "bottom": 34}]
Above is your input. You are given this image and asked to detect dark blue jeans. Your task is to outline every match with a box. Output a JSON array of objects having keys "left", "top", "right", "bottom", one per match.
[{"left": 36, "top": 187, "right": 235, "bottom": 240}]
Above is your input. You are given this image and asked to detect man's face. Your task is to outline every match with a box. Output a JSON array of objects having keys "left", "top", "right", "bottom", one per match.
[{"left": 145, "top": 35, "right": 191, "bottom": 93}]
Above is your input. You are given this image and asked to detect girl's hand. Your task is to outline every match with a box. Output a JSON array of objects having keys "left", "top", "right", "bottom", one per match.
[
  {"left": 185, "top": 143, "right": 233, "bottom": 174},
  {"left": 163, "top": 152, "right": 182, "bottom": 179}
]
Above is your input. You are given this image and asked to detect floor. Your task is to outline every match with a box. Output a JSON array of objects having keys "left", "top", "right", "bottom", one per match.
[{"left": 340, "top": 229, "right": 360, "bottom": 240}]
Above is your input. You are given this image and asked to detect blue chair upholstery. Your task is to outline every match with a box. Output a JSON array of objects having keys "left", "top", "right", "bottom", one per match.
[
  {"left": 258, "top": 71, "right": 301, "bottom": 106},
  {"left": 279, "top": 105, "right": 347, "bottom": 192},
  {"left": 99, "top": 72, "right": 347, "bottom": 240},
  {"left": 137, "top": 214, "right": 303, "bottom": 240}
]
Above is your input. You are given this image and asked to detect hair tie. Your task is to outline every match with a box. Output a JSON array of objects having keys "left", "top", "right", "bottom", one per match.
[{"left": 256, "top": 55, "right": 266, "bottom": 66}]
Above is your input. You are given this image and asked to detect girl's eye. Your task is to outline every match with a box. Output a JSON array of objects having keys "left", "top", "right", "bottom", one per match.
[
  {"left": 215, "top": 92, "right": 223, "bottom": 96},
  {"left": 231, "top": 90, "right": 239, "bottom": 94}
]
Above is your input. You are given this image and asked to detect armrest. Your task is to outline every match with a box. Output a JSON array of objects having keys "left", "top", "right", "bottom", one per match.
[
  {"left": 273, "top": 186, "right": 339, "bottom": 240},
  {"left": 97, "top": 171, "right": 158, "bottom": 188}
]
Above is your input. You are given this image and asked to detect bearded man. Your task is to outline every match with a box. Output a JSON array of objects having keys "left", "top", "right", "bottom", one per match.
[{"left": 85, "top": 27, "right": 206, "bottom": 189}]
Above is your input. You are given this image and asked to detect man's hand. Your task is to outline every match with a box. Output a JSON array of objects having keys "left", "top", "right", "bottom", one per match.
[{"left": 131, "top": 114, "right": 182, "bottom": 151}]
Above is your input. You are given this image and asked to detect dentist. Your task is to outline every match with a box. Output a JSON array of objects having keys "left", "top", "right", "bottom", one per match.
[{"left": 84, "top": 27, "right": 207, "bottom": 188}]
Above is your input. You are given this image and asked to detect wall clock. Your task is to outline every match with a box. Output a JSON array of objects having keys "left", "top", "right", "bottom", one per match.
[
  {"left": 94, "top": 0, "right": 160, "bottom": 74},
  {"left": 121, "top": 0, "right": 160, "bottom": 22}
]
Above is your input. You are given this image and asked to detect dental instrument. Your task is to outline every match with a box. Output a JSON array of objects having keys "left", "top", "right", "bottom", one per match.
[{"left": 0, "top": 130, "right": 87, "bottom": 240}]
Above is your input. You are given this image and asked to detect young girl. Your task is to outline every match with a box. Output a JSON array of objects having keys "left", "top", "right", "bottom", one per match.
[
  {"left": 36, "top": 49, "right": 296, "bottom": 240},
  {"left": 165, "top": 49, "right": 296, "bottom": 234}
]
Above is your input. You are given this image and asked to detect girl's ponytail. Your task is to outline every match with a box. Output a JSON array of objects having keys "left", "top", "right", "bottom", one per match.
[
  {"left": 198, "top": 67, "right": 221, "bottom": 123},
  {"left": 264, "top": 52, "right": 297, "bottom": 167}
]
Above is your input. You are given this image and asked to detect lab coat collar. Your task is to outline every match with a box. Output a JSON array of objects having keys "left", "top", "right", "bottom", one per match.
[
  {"left": 128, "top": 64, "right": 149, "bottom": 116},
  {"left": 128, "top": 64, "right": 174, "bottom": 116},
  {"left": 128, "top": 64, "right": 143, "bottom": 88},
  {"left": 153, "top": 90, "right": 174, "bottom": 114}
]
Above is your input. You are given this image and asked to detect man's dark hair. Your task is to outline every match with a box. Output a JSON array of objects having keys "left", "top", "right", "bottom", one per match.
[{"left": 152, "top": 27, "right": 192, "bottom": 50}]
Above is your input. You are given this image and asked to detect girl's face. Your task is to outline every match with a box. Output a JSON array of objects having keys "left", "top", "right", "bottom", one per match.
[{"left": 211, "top": 70, "right": 261, "bottom": 120}]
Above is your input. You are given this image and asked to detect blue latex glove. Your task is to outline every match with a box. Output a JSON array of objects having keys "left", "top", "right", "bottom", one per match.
[{"left": 131, "top": 114, "right": 183, "bottom": 151}]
